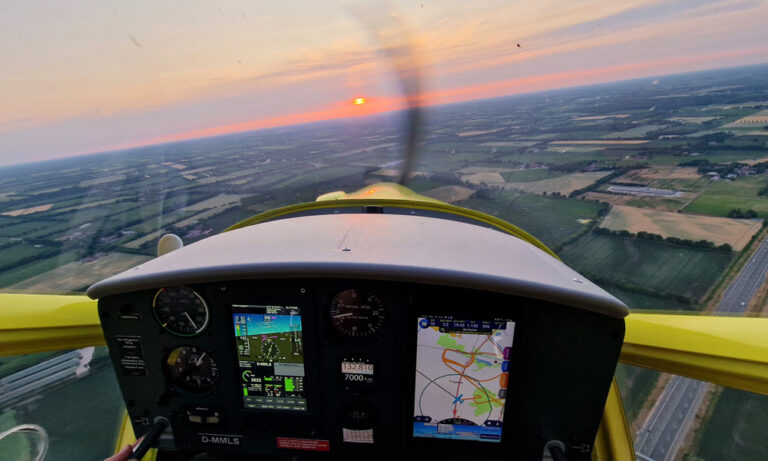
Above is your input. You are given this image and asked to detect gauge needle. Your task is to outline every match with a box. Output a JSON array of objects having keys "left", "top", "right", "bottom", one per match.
[
  {"left": 332, "top": 312, "right": 354, "bottom": 318},
  {"left": 196, "top": 353, "right": 207, "bottom": 367},
  {"left": 183, "top": 312, "right": 199, "bottom": 330}
]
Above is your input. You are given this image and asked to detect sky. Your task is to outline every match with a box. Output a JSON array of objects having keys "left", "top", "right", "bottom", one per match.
[{"left": 1, "top": 0, "right": 767, "bottom": 166}]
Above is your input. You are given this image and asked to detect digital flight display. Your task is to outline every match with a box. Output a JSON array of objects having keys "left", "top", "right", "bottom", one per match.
[
  {"left": 233, "top": 305, "right": 307, "bottom": 411},
  {"left": 413, "top": 316, "right": 515, "bottom": 443}
]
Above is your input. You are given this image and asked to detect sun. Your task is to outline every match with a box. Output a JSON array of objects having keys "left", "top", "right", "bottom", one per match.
[{"left": 353, "top": 97, "right": 368, "bottom": 105}]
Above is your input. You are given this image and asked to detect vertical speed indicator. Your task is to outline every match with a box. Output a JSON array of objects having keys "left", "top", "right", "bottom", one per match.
[
  {"left": 329, "top": 289, "right": 385, "bottom": 337},
  {"left": 153, "top": 286, "right": 210, "bottom": 336}
]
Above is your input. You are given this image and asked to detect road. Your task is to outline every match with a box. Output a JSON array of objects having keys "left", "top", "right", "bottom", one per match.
[
  {"left": 716, "top": 236, "right": 768, "bottom": 313},
  {"left": 634, "top": 236, "right": 768, "bottom": 461}
]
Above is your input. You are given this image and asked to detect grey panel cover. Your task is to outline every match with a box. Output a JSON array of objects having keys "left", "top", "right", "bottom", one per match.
[{"left": 87, "top": 214, "right": 628, "bottom": 318}]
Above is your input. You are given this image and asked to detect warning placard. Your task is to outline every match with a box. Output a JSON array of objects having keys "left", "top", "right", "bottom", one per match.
[{"left": 277, "top": 437, "right": 330, "bottom": 451}]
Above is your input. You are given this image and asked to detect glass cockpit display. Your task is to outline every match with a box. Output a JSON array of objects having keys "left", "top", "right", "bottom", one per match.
[
  {"left": 233, "top": 305, "right": 307, "bottom": 411},
  {"left": 413, "top": 316, "right": 515, "bottom": 443}
]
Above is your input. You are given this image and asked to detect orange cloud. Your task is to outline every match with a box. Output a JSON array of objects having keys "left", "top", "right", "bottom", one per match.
[
  {"left": 129, "top": 95, "right": 406, "bottom": 147},
  {"left": 121, "top": 46, "right": 768, "bottom": 150}
]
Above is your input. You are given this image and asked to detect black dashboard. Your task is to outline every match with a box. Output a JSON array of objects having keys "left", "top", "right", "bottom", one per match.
[{"left": 98, "top": 278, "right": 624, "bottom": 461}]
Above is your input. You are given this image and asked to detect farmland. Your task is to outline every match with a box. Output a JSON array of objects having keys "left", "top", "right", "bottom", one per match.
[
  {"left": 603, "top": 124, "right": 667, "bottom": 138},
  {"left": 694, "top": 387, "right": 768, "bottom": 461},
  {"left": 422, "top": 185, "right": 475, "bottom": 203},
  {"left": 459, "top": 191, "right": 604, "bottom": 249},
  {"left": 500, "top": 169, "right": 564, "bottom": 182},
  {"left": 6, "top": 252, "right": 151, "bottom": 292},
  {"left": 600, "top": 205, "right": 762, "bottom": 250},
  {"left": 615, "top": 365, "right": 661, "bottom": 423},
  {"left": 504, "top": 171, "right": 612, "bottom": 195},
  {"left": 684, "top": 176, "right": 768, "bottom": 218},
  {"left": 559, "top": 233, "right": 734, "bottom": 302}
]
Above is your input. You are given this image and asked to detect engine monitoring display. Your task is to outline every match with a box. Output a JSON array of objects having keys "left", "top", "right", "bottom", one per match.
[
  {"left": 413, "top": 316, "right": 515, "bottom": 443},
  {"left": 233, "top": 305, "right": 307, "bottom": 411}
]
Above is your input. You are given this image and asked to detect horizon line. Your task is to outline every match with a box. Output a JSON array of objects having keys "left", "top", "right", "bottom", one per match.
[{"left": 2, "top": 60, "right": 767, "bottom": 171}]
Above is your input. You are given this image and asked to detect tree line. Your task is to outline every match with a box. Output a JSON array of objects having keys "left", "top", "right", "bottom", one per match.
[{"left": 594, "top": 227, "right": 732, "bottom": 252}]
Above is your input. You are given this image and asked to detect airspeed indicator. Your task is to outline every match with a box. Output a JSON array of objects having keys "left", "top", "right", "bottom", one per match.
[{"left": 153, "top": 286, "right": 210, "bottom": 336}]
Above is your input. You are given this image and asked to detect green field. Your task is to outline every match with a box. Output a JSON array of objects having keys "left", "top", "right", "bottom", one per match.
[
  {"left": 615, "top": 364, "right": 661, "bottom": 424},
  {"left": 0, "top": 244, "right": 56, "bottom": 269},
  {"left": 684, "top": 176, "right": 768, "bottom": 218},
  {"left": 694, "top": 388, "right": 768, "bottom": 461},
  {"left": 500, "top": 169, "right": 564, "bottom": 182},
  {"left": 0, "top": 410, "right": 30, "bottom": 459},
  {"left": 458, "top": 191, "right": 603, "bottom": 248},
  {"left": 505, "top": 171, "right": 612, "bottom": 195},
  {"left": 0, "top": 250, "right": 82, "bottom": 289},
  {"left": 605, "top": 286, "right": 693, "bottom": 311},
  {"left": 0, "top": 219, "right": 71, "bottom": 239},
  {"left": 13, "top": 355, "right": 126, "bottom": 461},
  {"left": 647, "top": 177, "right": 710, "bottom": 192},
  {"left": 274, "top": 166, "right": 366, "bottom": 189},
  {"left": 405, "top": 176, "right": 465, "bottom": 193},
  {"left": 560, "top": 233, "right": 734, "bottom": 300},
  {"left": 603, "top": 124, "right": 667, "bottom": 138}
]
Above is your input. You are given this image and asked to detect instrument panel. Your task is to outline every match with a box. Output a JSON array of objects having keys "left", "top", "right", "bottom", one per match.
[{"left": 98, "top": 278, "right": 624, "bottom": 460}]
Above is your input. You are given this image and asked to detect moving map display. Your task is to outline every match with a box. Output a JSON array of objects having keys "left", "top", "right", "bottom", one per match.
[
  {"left": 413, "top": 316, "right": 515, "bottom": 442},
  {"left": 233, "top": 305, "right": 307, "bottom": 411}
]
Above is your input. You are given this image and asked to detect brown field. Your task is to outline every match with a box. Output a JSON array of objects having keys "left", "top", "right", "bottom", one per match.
[
  {"left": 6, "top": 252, "right": 151, "bottom": 292},
  {"left": 461, "top": 172, "right": 505, "bottom": 185},
  {"left": 123, "top": 230, "right": 165, "bottom": 249},
  {"left": 185, "top": 194, "right": 244, "bottom": 211},
  {"left": 585, "top": 192, "right": 687, "bottom": 212},
  {"left": 618, "top": 167, "right": 701, "bottom": 182},
  {"left": 371, "top": 168, "right": 400, "bottom": 178},
  {"left": 666, "top": 117, "right": 720, "bottom": 124},
  {"left": 572, "top": 114, "right": 629, "bottom": 120},
  {"left": 505, "top": 171, "right": 612, "bottom": 195},
  {"left": 2, "top": 203, "right": 54, "bottom": 217},
  {"left": 600, "top": 205, "right": 762, "bottom": 250},
  {"left": 723, "top": 110, "right": 768, "bottom": 126},
  {"left": 422, "top": 186, "right": 476, "bottom": 203},
  {"left": 54, "top": 198, "right": 122, "bottom": 213},
  {"left": 742, "top": 157, "right": 768, "bottom": 165},
  {"left": 174, "top": 207, "right": 232, "bottom": 228},
  {"left": 478, "top": 141, "right": 538, "bottom": 147},
  {"left": 458, "top": 129, "right": 500, "bottom": 137},
  {"left": 457, "top": 166, "right": 515, "bottom": 174},
  {"left": 549, "top": 140, "right": 649, "bottom": 145},
  {"left": 583, "top": 192, "right": 637, "bottom": 206}
]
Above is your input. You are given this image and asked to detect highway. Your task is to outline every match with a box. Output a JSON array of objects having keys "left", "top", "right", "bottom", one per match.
[
  {"left": 716, "top": 236, "right": 768, "bottom": 313},
  {"left": 634, "top": 236, "right": 768, "bottom": 461}
]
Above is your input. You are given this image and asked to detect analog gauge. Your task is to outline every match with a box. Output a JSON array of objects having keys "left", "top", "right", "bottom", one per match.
[
  {"left": 153, "top": 286, "right": 210, "bottom": 336},
  {"left": 165, "top": 346, "right": 220, "bottom": 391},
  {"left": 261, "top": 340, "right": 279, "bottom": 360},
  {"left": 329, "top": 289, "right": 385, "bottom": 337}
]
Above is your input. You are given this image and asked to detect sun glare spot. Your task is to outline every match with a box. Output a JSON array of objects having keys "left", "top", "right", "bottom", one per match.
[{"left": 353, "top": 98, "right": 368, "bottom": 105}]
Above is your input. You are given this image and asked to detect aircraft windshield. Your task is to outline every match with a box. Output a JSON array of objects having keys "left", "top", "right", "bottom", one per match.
[{"left": 1, "top": 1, "right": 767, "bottom": 460}]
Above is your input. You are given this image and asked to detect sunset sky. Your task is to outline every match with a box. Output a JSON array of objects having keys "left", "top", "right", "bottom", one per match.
[{"left": 1, "top": 0, "right": 767, "bottom": 166}]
